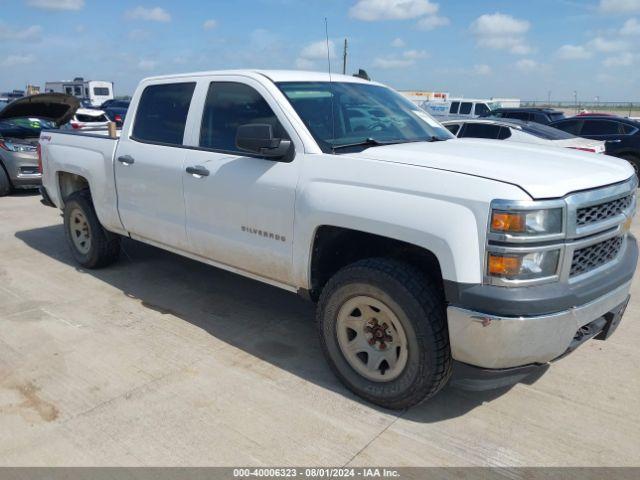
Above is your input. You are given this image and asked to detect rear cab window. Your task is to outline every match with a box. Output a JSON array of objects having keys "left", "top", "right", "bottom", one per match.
[{"left": 132, "top": 82, "right": 196, "bottom": 146}]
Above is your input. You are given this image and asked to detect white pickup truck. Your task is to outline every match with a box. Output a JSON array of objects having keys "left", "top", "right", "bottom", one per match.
[{"left": 37, "top": 70, "right": 637, "bottom": 409}]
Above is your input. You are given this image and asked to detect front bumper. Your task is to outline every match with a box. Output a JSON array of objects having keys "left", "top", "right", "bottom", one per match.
[{"left": 447, "top": 277, "right": 633, "bottom": 369}]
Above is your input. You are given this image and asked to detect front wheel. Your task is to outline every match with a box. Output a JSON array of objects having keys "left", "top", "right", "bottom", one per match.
[
  {"left": 63, "top": 191, "right": 120, "bottom": 268},
  {"left": 317, "top": 258, "right": 452, "bottom": 409}
]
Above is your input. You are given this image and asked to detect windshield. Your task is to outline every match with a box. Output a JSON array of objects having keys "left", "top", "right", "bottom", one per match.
[
  {"left": 521, "top": 122, "right": 575, "bottom": 140},
  {"left": 277, "top": 82, "right": 453, "bottom": 153}
]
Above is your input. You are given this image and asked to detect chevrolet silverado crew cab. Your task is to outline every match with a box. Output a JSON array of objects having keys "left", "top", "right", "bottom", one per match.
[{"left": 38, "top": 70, "right": 637, "bottom": 409}]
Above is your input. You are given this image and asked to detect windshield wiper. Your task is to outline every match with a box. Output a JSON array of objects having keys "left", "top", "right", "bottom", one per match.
[{"left": 331, "top": 137, "right": 403, "bottom": 152}]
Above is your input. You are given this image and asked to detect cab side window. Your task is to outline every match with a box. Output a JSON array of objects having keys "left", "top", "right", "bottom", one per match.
[
  {"left": 449, "top": 102, "right": 460, "bottom": 114},
  {"left": 132, "top": 82, "right": 196, "bottom": 146},
  {"left": 200, "top": 82, "right": 287, "bottom": 152}
]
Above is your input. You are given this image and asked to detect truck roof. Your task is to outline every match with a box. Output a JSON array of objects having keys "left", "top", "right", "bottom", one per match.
[{"left": 141, "top": 69, "right": 380, "bottom": 85}]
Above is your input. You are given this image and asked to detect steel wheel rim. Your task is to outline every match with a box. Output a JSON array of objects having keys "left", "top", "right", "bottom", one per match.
[
  {"left": 69, "top": 208, "right": 92, "bottom": 255},
  {"left": 336, "top": 295, "right": 409, "bottom": 382}
]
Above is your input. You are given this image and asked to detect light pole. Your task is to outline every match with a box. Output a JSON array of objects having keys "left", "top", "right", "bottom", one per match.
[{"left": 573, "top": 90, "right": 578, "bottom": 114}]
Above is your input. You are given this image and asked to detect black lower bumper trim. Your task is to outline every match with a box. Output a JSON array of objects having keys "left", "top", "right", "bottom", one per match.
[{"left": 450, "top": 361, "right": 549, "bottom": 391}]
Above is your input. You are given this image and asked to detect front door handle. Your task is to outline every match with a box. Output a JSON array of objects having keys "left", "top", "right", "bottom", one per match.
[
  {"left": 186, "top": 165, "right": 210, "bottom": 177},
  {"left": 117, "top": 155, "right": 135, "bottom": 165}
]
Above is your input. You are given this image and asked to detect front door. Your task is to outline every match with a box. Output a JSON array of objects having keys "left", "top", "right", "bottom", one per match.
[
  {"left": 183, "top": 80, "right": 300, "bottom": 285},
  {"left": 115, "top": 81, "right": 196, "bottom": 251}
]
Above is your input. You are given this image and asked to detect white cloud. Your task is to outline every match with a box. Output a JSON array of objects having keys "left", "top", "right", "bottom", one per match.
[
  {"left": 587, "top": 36, "right": 628, "bottom": 52},
  {"left": 128, "top": 29, "right": 151, "bottom": 41},
  {"left": 300, "top": 40, "right": 336, "bottom": 60},
  {"left": 373, "top": 57, "right": 415, "bottom": 69},
  {"left": 203, "top": 19, "right": 217, "bottom": 30},
  {"left": 598, "top": 0, "right": 640, "bottom": 14},
  {"left": 26, "top": 0, "right": 84, "bottom": 10},
  {"left": 515, "top": 58, "right": 539, "bottom": 72},
  {"left": 0, "top": 23, "right": 42, "bottom": 41},
  {"left": 349, "top": 0, "right": 438, "bottom": 21},
  {"left": 470, "top": 13, "right": 532, "bottom": 55},
  {"left": 294, "top": 40, "right": 336, "bottom": 70},
  {"left": 603, "top": 52, "right": 636, "bottom": 66},
  {"left": 620, "top": 18, "right": 640, "bottom": 35},
  {"left": 472, "top": 64, "right": 492, "bottom": 75},
  {"left": 137, "top": 59, "right": 159, "bottom": 70},
  {"left": 125, "top": 6, "right": 171, "bottom": 22},
  {"left": 416, "top": 15, "right": 450, "bottom": 30},
  {"left": 556, "top": 44, "right": 592, "bottom": 59},
  {"left": 391, "top": 37, "right": 405, "bottom": 47},
  {"left": 1, "top": 53, "right": 36, "bottom": 67},
  {"left": 402, "top": 49, "right": 429, "bottom": 59},
  {"left": 373, "top": 49, "right": 428, "bottom": 69}
]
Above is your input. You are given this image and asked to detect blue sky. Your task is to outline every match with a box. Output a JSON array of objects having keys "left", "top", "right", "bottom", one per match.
[{"left": 1, "top": 0, "right": 640, "bottom": 101}]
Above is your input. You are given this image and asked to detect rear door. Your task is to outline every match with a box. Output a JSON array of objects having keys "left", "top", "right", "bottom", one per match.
[{"left": 114, "top": 81, "right": 196, "bottom": 250}]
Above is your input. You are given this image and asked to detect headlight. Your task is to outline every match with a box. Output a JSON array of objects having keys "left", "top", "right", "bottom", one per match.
[
  {"left": 487, "top": 250, "right": 560, "bottom": 280},
  {"left": 491, "top": 208, "right": 563, "bottom": 236}
]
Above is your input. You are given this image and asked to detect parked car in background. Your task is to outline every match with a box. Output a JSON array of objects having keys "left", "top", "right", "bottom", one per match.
[
  {"left": 100, "top": 99, "right": 130, "bottom": 127},
  {"left": 64, "top": 108, "right": 110, "bottom": 131},
  {"left": 550, "top": 116, "right": 640, "bottom": 176},
  {"left": 481, "top": 107, "right": 565, "bottom": 125},
  {"left": 442, "top": 118, "right": 606, "bottom": 153},
  {"left": 38, "top": 70, "right": 637, "bottom": 409},
  {"left": 0, "top": 93, "right": 78, "bottom": 196},
  {"left": 423, "top": 98, "right": 500, "bottom": 119}
]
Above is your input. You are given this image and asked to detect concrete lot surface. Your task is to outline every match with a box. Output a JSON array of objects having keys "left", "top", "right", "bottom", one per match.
[{"left": 0, "top": 192, "right": 639, "bottom": 467}]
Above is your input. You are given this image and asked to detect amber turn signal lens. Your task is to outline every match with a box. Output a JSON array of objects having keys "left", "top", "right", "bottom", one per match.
[
  {"left": 491, "top": 212, "right": 526, "bottom": 233},
  {"left": 488, "top": 254, "right": 522, "bottom": 277}
]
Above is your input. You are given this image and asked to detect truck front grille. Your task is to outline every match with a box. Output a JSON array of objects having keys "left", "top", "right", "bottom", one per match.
[
  {"left": 576, "top": 194, "right": 633, "bottom": 227},
  {"left": 570, "top": 236, "right": 623, "bottom": 277}
]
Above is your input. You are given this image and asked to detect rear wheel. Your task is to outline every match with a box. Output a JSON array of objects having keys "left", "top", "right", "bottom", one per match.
[
  {"left": 63, "top": 191, "right": 120, "bottom": 268},
  {"left": 317, "top": 258, "right": 452, "bottom": 409},
  {"left": 0, "top": 166, "right": 11, "bottom": 196}
]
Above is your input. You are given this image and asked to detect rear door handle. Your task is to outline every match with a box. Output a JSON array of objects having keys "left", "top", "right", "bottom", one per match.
[
  {"left": 117, "top": 155, "right": 135, "bottom": 165},
  {"left": 186, "top": 165, "right": 210, "bottom": 177}
]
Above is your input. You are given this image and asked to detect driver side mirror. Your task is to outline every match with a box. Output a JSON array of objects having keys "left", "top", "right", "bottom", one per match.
[{"left": 236, "top": 124, "right": 292, "bottom": 160}]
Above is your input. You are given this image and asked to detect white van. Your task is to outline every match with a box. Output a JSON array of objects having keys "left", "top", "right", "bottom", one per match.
[
  {"left": 422, "top": 98, "right": 501, "bottom": 119},
  {"left": 45, "top": 79, "right": 114, "bottom": 107}
]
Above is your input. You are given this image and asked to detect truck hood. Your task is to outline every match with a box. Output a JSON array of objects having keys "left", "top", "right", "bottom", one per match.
[
  {"left": 0, "top": 93, "right": 80, "bottom": 126},
  {"left": 350, "top": 138, "right": 634, "bottom": 199}
]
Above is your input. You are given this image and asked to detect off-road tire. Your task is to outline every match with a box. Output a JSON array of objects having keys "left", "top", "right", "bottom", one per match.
[
  {"left": 317, "top": 258, "right": 452, "bottom": 410},
  {"left": 63, "top": 190, "right": 120, "bottom": 268},
  {"left": 0, "top": 165, "right": 11, "bottom": 196}
]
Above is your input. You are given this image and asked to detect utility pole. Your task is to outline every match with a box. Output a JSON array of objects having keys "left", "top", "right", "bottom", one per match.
[
  {"left": 573, "top": 90, "right": 578, "bottom": 114},
  {"left": 342, "top": 38, "right": 348, "bottom": 75},
  {"left": 547, "top": 90, "right": 551, "bottom": 107}
]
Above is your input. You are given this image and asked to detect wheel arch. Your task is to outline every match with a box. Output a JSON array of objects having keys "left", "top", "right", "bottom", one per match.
[{"left": 306, "top": 225, "right": 448, "bottom": 301}]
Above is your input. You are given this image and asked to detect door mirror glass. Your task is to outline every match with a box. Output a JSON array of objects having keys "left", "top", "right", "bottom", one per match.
[{"left": 236, "top": 124, "right": 291, "bottom": 158}]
